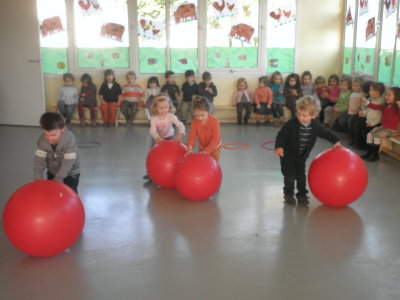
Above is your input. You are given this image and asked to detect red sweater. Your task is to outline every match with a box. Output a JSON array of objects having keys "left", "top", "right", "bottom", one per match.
[
  {"left": 187, "top": 115, "right": 221, "bottom": 154},
  {"left": 382, "top": 106, "right": 400, "bottom": 131}
]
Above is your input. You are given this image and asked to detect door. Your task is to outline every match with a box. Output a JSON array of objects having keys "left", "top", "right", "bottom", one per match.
[{"left": 0, "top": 0, "right": 45, "bottom": 126}]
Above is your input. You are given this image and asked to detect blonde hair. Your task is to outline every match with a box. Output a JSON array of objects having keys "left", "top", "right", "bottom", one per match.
[
  {"left": 296, "top": 96, "right": 321, "bottom": 116},
  {"left": 237, "top": 78, "right": 248, "bottom": 90},
  {"left": 150, "top": 93, "right": 176, "bottom": 116}
]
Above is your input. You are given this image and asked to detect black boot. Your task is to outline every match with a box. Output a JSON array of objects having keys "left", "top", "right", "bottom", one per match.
[
  {"left": 366, "top": 145, "right": 380, "bottom": 162},
  {"left": 361, "top": 144, "right": 373, "bottom": 160}
]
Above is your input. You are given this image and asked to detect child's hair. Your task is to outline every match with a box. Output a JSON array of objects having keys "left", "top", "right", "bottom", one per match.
[
  {"left": 192, "top": 96, "right": 210, "bottom": 112},
  {"left": 314, "top": 76, "right": 326, "bottom": 86},
  {"left": 126, "top": 71, "right": 137, "bottom": 80},
  {"left": 270, "top": 71, "right": 282, "bottom": 84},
  {"left": 370, "top": 82, "right": 385, "bottom": 96},
  {"left": 237, "top": 77, "right": 248, "bottom": 90},
  {"left": 165, "top": 70, "right": 175, "bottom": 79},
  {"left": 387, "top": 87, "right": 400, "bottom": 112},
  {"left": 296, "top": 96, "right": 321, "bottom": 116},
  {"left": 352, "top": 77, "right": 363, "bottom": 86},
  {"left": 327, "top": 74, "right": 339, "bottom": 86},
  {"left": 301, "top": 70, "right": 312, "bottom": 82},
  {"left": 340, "top": 75, "right": 352, "bottom": 89},
  {"left": 150, "top": 93, "right": 176, "bottom": 116},
  {"left": 103, "top": 69, "right": 116, "bottom": 83},
  {"left": 361, "top": 80, "right": 373, "bottom": 95},
  {"left": 202, "top": 71, "right": 212, "bottom": 81},
  {"left": 147, "top": 76, "right": 160, "bottom": 88},
  {"left": 185, "top": 69, "right": 195, "bottom": 78},
  {"left": 258, "top": 76, "right": 269, "bottom": 87},
  {"left": 40, "top": 112, "right": 65, "bottom": 131},
  {"left": 285, "top": 73, "right": 301, "bottom": 90},
  {"left": 63, "top": 73, "right": 74, "bottom": 82},
  {"left": 80, "top": 73, "right": 93, "bottom": 86}
]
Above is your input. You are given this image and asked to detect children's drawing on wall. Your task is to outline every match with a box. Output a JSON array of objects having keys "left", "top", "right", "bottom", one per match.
[
  {"left": 359, "top": 0, "right": 369, "bottom": 16},
  {"left": 172, "top": 2, "right": 197, "bottom": 24},
  {"left": 384, "top": 0, "right": 397, "bottom": 18},
  {"left": 397, "top": 20, "right": 400, "bottom": 38},
  {"left": 138, "top": 19, "right": 163, "bottom": 40},
  {"left": 211, "top": 0, "right": 238, "bottom": 19},
  {"left": 229, "top": 23, "right": 254, "bottom": 43},
  {"left": 40, "top": 16, "right": 64, "bottom": 38},
  {"left": 365, "top": 17, "right": 376, "bottom": 41},
  {"left": 268, "top": 1, "right": 296, "bottom": 28},
  {"left": 346, "top": 7, "right": 353, "bottom": 26},
  {"left": 77, "top": 0, "right": 102, "bottom": 16},
  {"left": 100, "top": 23, "right": 125, "bottom": 42}
]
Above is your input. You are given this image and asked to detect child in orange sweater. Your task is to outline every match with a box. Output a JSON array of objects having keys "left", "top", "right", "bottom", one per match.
[
  {"left": 255, "top": 76, "right": 273, "bottom": 126},
  {"left": 186, "top": 96, "right": 222, "bottom": 161}
]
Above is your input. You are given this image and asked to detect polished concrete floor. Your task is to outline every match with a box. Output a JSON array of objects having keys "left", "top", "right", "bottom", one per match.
[{"left": 0, "top": 123, "right": 399, "bottom": 300}]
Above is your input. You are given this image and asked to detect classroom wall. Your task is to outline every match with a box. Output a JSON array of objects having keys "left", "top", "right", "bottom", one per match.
[{"left": 43, "top": 0, "right": 344, "bottom": 108}]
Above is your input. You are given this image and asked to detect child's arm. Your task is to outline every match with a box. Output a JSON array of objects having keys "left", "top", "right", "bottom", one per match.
[
  {"left": 274, "top": 122, "right": 291, "bottom": 157},
  {"left": 267, "top": 88, "right": 273, "bottom": 108},
  {"left": 185, "top": 121, "right": 198, "bottom": 157},
  {"left": 315, "top": 121, "right": 340, "bottom": 145},
  {"left": 254, "top": 89, "right": 260, "bottom": 107},
  {"left": 211, "top": 83, "right": 218, "bottom": 97},
  {"left": 171, "top": 114, "right": 185, "bottom": 142},
  {"left": 202, "top": 119, "right": 221, "bottom": 154},
  {"left": 53, "top": 137, "right": 78, "bottom": 183},
  {"left": 33, "top": 140, "right": 47, "bottom": 180}
]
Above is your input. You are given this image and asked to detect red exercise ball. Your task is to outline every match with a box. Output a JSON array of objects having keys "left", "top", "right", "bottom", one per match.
[
  {"left": 175, "top": 153, "right": 222, "bottom": 201},
  {"left": 146, "top": 141, "right": 187, "bottom": 189},
  {"left": 308, "top": 147, "right": 368, "bottom": 207},
  {"left": 3, "top": 181, "right": 85, "bottom": 257}
]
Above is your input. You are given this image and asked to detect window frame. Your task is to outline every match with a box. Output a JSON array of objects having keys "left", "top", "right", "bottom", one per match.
[{"left": 42, "top": 0, "right": 297, "bottom": 79}]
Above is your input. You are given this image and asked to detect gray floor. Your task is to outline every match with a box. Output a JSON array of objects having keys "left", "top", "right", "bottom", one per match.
[{"left": 0, "top": 123, "right": 399, "bottom": 300}]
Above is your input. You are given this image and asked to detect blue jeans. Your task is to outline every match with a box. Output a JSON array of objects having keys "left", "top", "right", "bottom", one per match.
[
  {"left": 58, "top": 101, "right": 75, "bottom": 120},
  {"left": 272, "top": 103, "right": 283, "bottom": 118}
]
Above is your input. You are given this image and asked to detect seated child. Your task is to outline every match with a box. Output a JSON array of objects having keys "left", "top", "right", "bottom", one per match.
[
  {"left": 120, "top": 71, "right": 144, "bottom": 125},
  {"left": 275, "top": 96, "right": 341, "bottom": 206},
  {"left": 343, "top": 77, "right": 363, "bottom": 144},
  {"left": 33, "top": 112, "right": 80, "bottom": 193},
  {"left": 301, "top": 71, "right": 315, "bottom": 96},
  {"left": 270, "top": 71, "right": 285, "bottom": 124},
  {"left": 144, "top": 76, "right": 161, "bottom": 121},
  {"left": 58, "top": 73, "right": 79, "bottom": 124},
  {"left": 186, "top": 96, "right": 222, "bottom": 161},
  {"left": 361, "top": 87, "right": 399, "bottom": 162},
  {"left": 254, "top": 76, "right": 273, "bottom": 126},
  {"left": 181, "top": 69, "right": 199, "bottom": 124},
  {"left": 232, "top": 78, "right": 253, "bottom": 125},
  {"left": 78, "top": 73, "right": 97, "bottom": 127},
  {"left": 161, "top": 71, "right": 180, "bottom": 111}
]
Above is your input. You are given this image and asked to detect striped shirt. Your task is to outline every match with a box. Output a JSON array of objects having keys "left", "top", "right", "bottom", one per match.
[
  {"left": 122, "top": 84, "right": 144, "bottom": 102},
  {"left": 299, "top": 123, "right": 312, "bottom": 155}
]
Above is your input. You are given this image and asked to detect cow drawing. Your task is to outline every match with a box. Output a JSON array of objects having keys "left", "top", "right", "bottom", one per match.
[
  {"left": 100, "top": 23, "right": 125, "bottom": 41},
  {"left": 173, "top": 3, "right": 196, "bottom": 24},
  {"left": 229, "top": 23, "right": 255, "bottom": 43},
  {"left": 40, "top": 16, "right": 63, "bottom": 37}
]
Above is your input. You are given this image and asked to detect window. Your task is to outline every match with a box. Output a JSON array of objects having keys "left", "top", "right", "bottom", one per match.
[
  {"left": 266, "top": 0, "right": 296, "bottom": 73},
  {"left": 207, "top": 0, "right": 259, "bottom": 69},
  {"left": 354, "top": 0, "right": 380, "bottom": 74},
  {"left": 342, "top": 0, "right": 356, "bottom": 75},
  {"left": 393, "top": 12, "right": 400, "bottom": 86},
  {"left": 38, "top": 0, "right": 297, "bottom": 75},
  {"left": 74, "top": 0, "right": 130, "bottom": 69},
  {"left": 37, "top": 0, "right": 68, "bottom": 74}
]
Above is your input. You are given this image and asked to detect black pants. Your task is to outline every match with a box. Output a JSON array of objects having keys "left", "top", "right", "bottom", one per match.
[
  {"left": 47, "top": 172, "right": 80, "bottom": 193},
  {"left": 236, "top": 102, "right": 252, "bottom": 122},
  {"left": 280, "top": 157, "right": 308, "bottom": 197}
]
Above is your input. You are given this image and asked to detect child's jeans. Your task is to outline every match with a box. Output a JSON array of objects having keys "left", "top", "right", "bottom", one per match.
[
  {"left": 236, "top": 102, "right": 252, "bottom": 122},
  {"left": 272, "top": 103, "right": 283, "bottom": 118},
  {"left": 58, "top": 101, "right": 75, "bottom": 120},
  {"left": 180, "top": 101, "right": 192, "bottom": 122}
]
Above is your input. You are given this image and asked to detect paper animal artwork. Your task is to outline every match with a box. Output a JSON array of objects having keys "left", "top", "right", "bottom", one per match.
[
  {"left": 40, "top": 16, "right": 64, "bottom": 38},
  {"left": 229, "top": 23, "right": 255, "bottom": 43},
  {"left": 365, "top": 17, "right": 375, "bottom": 41},
  {"left": 100, "top": 23, "right": 125, "bottom": 42},
  {"left": 173, "top": 3, "right": 196, "bottom": 24}
]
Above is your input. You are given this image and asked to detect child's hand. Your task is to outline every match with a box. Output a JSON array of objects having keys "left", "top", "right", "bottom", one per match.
[
  {"left": 396, "top": 101, "right": 400, "bottom": 108},
  {"left": 80, "top": 97, "right": 85, "bottom": 102},
  {"left": 359, "top": 112, "right": 365, "bottom": 117},
  {"left": 275, "top": 147, "right": 284, "bottom": 157},
  {"left": 292, "top": 90, "right": 298, "bottom": 96},
  {"left": 156, "top": 137, "right": 164, "bottom": 144},
  {"left": 333, "top": 142, "right": 342, "bottom": 148},
  {"left": 185, "top": 146, "right": 193, "bottom": 157},
  {"left": 256, "top": 104, "right": 261, "bottom": 109},
  {"left": 278, "top": 89, "right": 283, "bottom": 94},
  {"left": 361, "top": 97, "right": 369, "bottom": 105},
  {"left": 267, "top": 104, "right": 271, "bottom": 109},
  {"left": 322, "top": 92, "right": 328, "bottom": 98},
  {"left": 333, "top": 106, "right": 339, "bottom": 112}
]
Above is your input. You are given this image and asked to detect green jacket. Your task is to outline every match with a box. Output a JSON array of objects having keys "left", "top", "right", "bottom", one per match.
[{"left": 336, "top": 90, "right": 352, "bottom": 112}]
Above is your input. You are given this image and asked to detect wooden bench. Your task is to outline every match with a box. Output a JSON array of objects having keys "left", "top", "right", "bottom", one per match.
[{"left": 380, "top": 135, "right": 400, "bottom": 161}]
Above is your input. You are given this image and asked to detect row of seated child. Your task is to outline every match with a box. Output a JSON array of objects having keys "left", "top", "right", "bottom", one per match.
[{"left": 56, "top": 69, "right": 218, "bottom": 127}]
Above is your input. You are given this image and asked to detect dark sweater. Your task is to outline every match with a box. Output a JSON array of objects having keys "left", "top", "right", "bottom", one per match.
[
  {"left": 182, "top": 81, "right": 199, "bottom": 102},
  {"left": 99, "top": 82, "right": 122, "bottom": 102},
  {"left": 275, "top": 117, "right": 339, "bottom": 160},
  {"left": 198, "top": 82, "right": 218, "bottom": 103},
  {"left": 80, "top": 84, "right": 97, "bottom": 106},
  {"left": 161, "top": 83, "right": 180, "bottom": 102}
]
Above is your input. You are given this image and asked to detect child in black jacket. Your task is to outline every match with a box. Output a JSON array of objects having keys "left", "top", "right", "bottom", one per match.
[{"left": 275, "top": 96, "right": 341, "bottom": 206}]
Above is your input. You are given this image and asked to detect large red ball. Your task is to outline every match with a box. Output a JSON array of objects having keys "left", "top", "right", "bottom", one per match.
[
  {"left": 3, "top": 181, "right": 85, "bottom": 257},
  {"left": 308, "top": 148, "right": 368, "bottom": 207},
  {"left": 146, "top": 141, "right": 187, "bottom": 189},
  {"left": 175, "top": 153, "right": 222, "bottom": 201}
]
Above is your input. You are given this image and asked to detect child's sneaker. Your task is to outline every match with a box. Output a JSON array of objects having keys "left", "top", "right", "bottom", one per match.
[
  {"left": 283, "top": 194, "right": 296, "bottom": 205},
  {"left": 143, "top": 174, "right": 151, "bottom": 181},
  {"left": 297, "top": 195, "right": 310, "bottom": 206}
]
